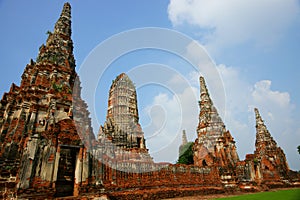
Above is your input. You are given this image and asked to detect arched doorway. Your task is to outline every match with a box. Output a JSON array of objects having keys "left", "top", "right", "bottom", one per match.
[{"left": 55, "top": 146, "right": 79, "bottom": 197}]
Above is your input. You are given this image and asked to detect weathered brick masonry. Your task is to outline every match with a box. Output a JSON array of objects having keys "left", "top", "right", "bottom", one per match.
[{"left": 0, "top": 3, "right": 299, "bottom": 199}]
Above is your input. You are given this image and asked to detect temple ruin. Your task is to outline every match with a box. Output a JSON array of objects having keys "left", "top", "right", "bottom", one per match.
[
  {"left": 193, "top": 76, "right": 239, "bottom": 169},
  {"left": 0, "top": 3, "right": 93, "bottom": 197},
  {"left": 235, "top": 108, "right": 292, "bottom": 189},
  {"left": 0, "top": 3, "right": 299, "bottom": 199},
  {"left": 96, "top": 73, "right": 153, "bottom": 163},
  {"left": 99, "top": 73, "right": 146, "bottom": 149}
]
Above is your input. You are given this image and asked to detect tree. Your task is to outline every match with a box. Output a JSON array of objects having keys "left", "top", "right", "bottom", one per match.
[
  {"left": 297, "top": 145, "right": 300, "bottom": 155},
  {"left": 177, "top": 142, "right": 194, "bottom": 165}
]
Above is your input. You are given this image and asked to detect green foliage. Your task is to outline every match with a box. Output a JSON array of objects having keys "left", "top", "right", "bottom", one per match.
[
  {"left": 253, "top": 158, "right": 259, "bottom": 165},
  {"left": 49, "top": 55, "right": 58, "bottom": 64},
  {"left": 52, "top": 83, "right": 63, "bottom": 92},
  {"left": 67, "top": 88, "right": 72, "bottom": 94},
  {"left": 214, "top": 188, "right": 300, "bottom": 200},
  {"left": 177, "top": 142, "right": 194, "bottom": 165},
  {"left": 52, "top": 82, "right": 72, "bottom": 95},
  {"left": 46, "top": 30, "right": 52, "bottom": 35},
  {"left": 4, "top": 165, "right": 13, "bottom": 170}
]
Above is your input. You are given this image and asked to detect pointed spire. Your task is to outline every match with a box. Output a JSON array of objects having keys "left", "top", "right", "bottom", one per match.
[
  {"left": 254, "top": 108, "right": 264, "bottom": 125},
  {"left": 254, "top": 108, "right": 290, "bottom": 174},
  {"left": 198, "top": 76, "right": 224, "bottom": 133},
  {"left": 54, "top": 2, "right": 72, "bottom": 37},
  {"left": 194, "top": 76, "right": 239, "bottom": 167},
  {"left": 200, "top": 76, "right": 210, "bottom": 98},
  {"left": 182, "top": 130, "right": 188, "bottom": 145},
  {"left": 104, "top": 73, "right": 145, "bottom": 148},
  {"left": 36, "top": 3, "right": 75, "bottom": 69},
  {"left": 254, "top": 108, "right": 275, "bottom": 145}
]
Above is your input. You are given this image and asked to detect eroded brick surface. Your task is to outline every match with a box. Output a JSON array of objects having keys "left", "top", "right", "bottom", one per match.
[
  {"left": 0, "top": 3, "right": 93, "bottom": 198},
  {"left": 97, "top": 73, "right": 152, "bottom": 163},
  {"left": 0, "top": 3, "right": 299, "bottom": 200}
]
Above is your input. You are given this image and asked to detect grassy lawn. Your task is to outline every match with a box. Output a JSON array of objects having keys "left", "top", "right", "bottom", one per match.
[{"left": 215, "top": 188, "right": 300, "bottom": 200}]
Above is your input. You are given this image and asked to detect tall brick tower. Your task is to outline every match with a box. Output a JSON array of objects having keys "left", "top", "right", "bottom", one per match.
[
  {"left": 98, "top": 73, "right": 152, "bottom": 163},
  {"left": 253, "top": 108, "right": 289, "bottom": 181},
  {"left": 193, "top": 76, "right": 239, "bottom": 168},
  {"left": 0, "top": 3, "right": 93, "bottom": 197},
  {"left": 99, "top": 73, "right": 146, "bottom": 149}
]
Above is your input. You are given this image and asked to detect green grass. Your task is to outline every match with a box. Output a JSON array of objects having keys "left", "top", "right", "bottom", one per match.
[{"left": 215, "top": 188, "right": 300, "bottom": 200}]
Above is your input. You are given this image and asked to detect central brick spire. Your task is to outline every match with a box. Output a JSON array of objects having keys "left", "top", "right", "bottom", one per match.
[
  {"left": 98, "top": 73, "right": 153, "bottom": 163},
  {"left": 99, "top": 73, "right": 146, "bottom": 149}
]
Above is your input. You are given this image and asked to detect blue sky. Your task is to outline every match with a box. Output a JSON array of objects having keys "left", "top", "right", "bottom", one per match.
[{"left": 0, "top": 0, "right": 300, "bottom": 170}]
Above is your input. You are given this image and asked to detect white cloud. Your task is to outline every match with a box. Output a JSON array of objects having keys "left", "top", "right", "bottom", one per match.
[
  {"left": 168, "top": 0, "right": 300, "bottom": 49},
  {"left": 145, "top": 65, "right": 299, "bottom": 169},
  {"left": 143, "top": 77, "right": 199, "bottom": 163},
  {"left": 252, "top": 80, "right": 291, "bottom": 108}
]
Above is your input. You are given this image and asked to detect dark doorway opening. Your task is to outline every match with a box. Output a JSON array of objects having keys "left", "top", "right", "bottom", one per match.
[
  {"left": 137, "top": 137, "right": 142, "bottom": 148},
  {"left": 55, "top": 147, "right": 78, "bottom": 197},
  {"left": 202, "top": 159, "right": 208, "bottom": 167}
]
